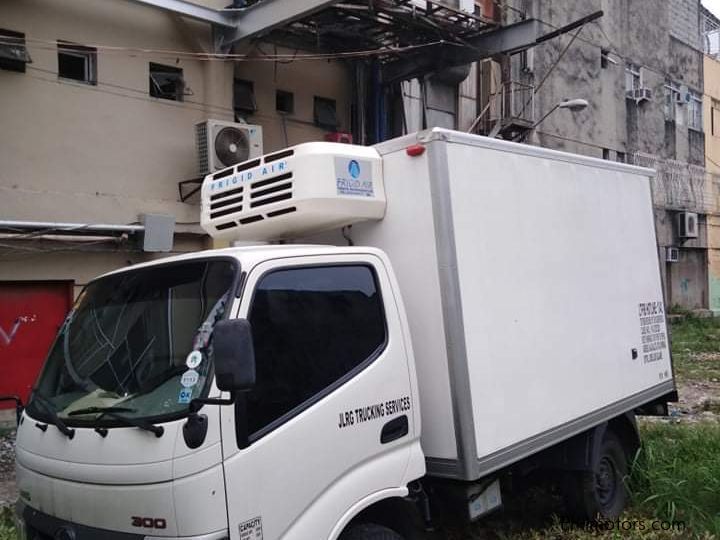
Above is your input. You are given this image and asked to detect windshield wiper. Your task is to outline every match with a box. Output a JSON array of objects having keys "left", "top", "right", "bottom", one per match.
[
  {"left": 67, "top": 406, "right": 136, "bottom": 416},
  {"left": 95, "top": 410, "right": 164, "bottom": 438},
  {"left": 31, "top": 393, "right": 75, "bottom": 439}
]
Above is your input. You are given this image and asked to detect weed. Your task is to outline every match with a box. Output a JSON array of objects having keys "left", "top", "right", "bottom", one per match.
[
  {"left": 670, "top": 317, "right": 720, "bottom": 382},
  {"left": 629, "top": 422, "right": 720, "bottom": 536},
  {"left": 0, "top": 506, "right": 14, "bottom": 540}
]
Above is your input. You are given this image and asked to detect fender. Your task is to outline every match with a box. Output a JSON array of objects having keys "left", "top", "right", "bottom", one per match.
[{"left": 328, "top": 487, "right": 409, "bottom": 540}]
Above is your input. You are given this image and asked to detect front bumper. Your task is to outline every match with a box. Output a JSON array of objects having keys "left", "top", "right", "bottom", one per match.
[{"left": 16, "top": 501, "right": 228, "bottom": 540}]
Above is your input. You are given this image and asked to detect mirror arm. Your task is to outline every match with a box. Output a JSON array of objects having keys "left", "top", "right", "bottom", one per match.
[
  {"left": 187, "top": 392, "right": 251, "bottom": 450},
  {"left": 188, "top": 393, "right": 236, "bottom": 414},
  {"left": 0, "top": 395, "right": 24, "bottom": 424}
]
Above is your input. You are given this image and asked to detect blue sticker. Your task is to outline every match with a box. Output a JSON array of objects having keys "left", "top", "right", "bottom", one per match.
[{"left": 178, "top": 388, "right": 193, "bottom": 404}]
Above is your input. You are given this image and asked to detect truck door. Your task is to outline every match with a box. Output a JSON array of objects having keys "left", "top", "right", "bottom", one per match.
[{"left": 221, "top": 253, "right": 418, "bottom": 540}]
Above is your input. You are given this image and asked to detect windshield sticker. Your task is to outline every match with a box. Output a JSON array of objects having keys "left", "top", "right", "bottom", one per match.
[
  {"left": 181, "top": 369, "right": 200, "bottom": 388},
  {"left": 178, "top": 388, "right": 193, "bottom": 404},
  {"left": 186, "top": 350, "right": 203, "bottom": 369},
  {"left": 239, "top": 517, "right": 263, "bottom": 540}
]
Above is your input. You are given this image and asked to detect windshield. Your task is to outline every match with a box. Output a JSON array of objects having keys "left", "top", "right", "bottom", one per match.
[{"left": 28, "top": 259, "right": 237, "bottom": 426}]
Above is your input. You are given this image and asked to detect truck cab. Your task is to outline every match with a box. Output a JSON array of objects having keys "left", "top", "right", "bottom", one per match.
[{"left": 14, "top": 245, "right": 425, "bottom": 540}]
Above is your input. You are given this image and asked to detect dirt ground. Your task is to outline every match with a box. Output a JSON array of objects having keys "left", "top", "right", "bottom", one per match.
[{"left": 0, "top": 429, "right": 15, "bottom": 508}]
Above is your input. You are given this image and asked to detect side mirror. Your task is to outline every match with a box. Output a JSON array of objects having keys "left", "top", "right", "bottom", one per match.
[
  {"left": 213, "top": 319, "right": 256, "bottom": 392},
  {"left": 0, "top": 395, "right": 24, "bottom": 426}
]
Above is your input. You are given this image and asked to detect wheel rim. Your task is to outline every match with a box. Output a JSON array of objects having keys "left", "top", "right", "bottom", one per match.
[{"left": 595, "top": 456, "right": 618, "bottom": 506}]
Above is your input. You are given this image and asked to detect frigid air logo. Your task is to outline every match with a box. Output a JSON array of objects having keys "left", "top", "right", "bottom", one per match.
[{"left": 348, "top": 159, "right": 361, "bottom": 179}]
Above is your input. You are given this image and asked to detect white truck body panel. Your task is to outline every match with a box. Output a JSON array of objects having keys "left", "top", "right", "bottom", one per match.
[{"left": 342, "top": 129, "right": 673, "bottom": 479}]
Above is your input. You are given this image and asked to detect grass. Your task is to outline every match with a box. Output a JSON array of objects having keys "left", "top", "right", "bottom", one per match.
[
  {"left": 630, "top": 422, "right": 720, "bottom": 536},
  {"left": 669, "top": 316, "right": 720, "bottom": 383},
  {"left": 0, "top": 507, "right": 13, "bottom": 540}
]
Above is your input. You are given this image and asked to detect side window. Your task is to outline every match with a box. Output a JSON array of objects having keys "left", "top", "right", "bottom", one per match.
[{"left": 247, "top": 265, "right": 386, "bottom": 437}]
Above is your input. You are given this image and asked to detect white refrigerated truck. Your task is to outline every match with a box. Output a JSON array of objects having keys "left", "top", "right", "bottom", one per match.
[{"left": 8, "top": 128, "right": 675, "bottom": 540}]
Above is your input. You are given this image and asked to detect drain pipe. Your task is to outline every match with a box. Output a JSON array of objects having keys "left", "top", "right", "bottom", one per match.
[{"left": 0, "top": 220, "right": 145, "bottom": 234}]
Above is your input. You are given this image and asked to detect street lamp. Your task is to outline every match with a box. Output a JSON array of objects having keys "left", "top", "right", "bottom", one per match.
[
  {"left": 512, "top": 98, "right": 588, "bottom": 142},
  {"left": 531, "top": 98, "right": 589, "bottom": 130}
]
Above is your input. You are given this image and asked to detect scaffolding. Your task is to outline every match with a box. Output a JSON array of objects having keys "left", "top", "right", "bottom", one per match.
[{"left": 254, "top": 0, "right": 499, "bottom": 67}]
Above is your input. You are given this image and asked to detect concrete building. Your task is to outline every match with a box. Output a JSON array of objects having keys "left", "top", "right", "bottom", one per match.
[
  {"left": 469, "top": 0, "right": 710, "bottom": 311},
  {"left": 703, "top": 7, "right": 720, "bottom": 314}
]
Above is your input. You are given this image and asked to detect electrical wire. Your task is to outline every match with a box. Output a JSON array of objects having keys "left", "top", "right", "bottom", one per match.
[{"left": 0, "top": 36, "right": 463, "bottom": 62}]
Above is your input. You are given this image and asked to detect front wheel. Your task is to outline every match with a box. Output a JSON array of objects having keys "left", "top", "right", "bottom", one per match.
[
  {"left": 341, "top": 523, "right": 406, "bottom": 540},
  {"left": 562, "top": 430, "right": 629, "bottom": 521}
]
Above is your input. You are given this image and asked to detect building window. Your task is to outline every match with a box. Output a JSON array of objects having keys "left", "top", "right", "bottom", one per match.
[
  {"left": 712, "top": 98, "right": 720, "bottom": 136},
  {"left": 616, "top": 151, "right": 626, "bottom": 163},
  {"left": 0, "top": 28, "right": 31, "bottom": 72},
  {"left": 57, "top": 41, "right": 96, "bottom": 85},
  {"left": 314, "top": 96, "right": 338, "bottom": 129},
  {"left": 688, "top": 91, "right": 703, "bottom": 131},
  {"left": 625, "top": 63, "right": 641, "bottom": 92},
  {"left": 233, "top": 79, "right": 257, "bottom": 114},
  {"left": 149, "top": 62, "right": 184, "bottom": 101},
  {"left": 246, "top": 265, "right": 386, "bottom": 439},
  {"left": 602, "top": 148, "right": 611, "bottom": 160},
  {"left": 276, "top": 90, "right": 294, "bottom": 114},
  {"left": 664, "top": 82, "right": 680, "bottom": 121}
]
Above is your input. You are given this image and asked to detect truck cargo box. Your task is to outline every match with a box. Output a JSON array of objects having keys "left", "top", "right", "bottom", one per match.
[{"left": 347, "top": 129, "right": 674, "bottom": 481}]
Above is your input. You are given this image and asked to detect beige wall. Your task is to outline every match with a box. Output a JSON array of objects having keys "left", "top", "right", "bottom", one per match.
[
  {"left": 0, "top": 0, "right": 352, "bottom": 287},
  {"left": 0, "top": 0, "right": 235, "bottom": 228},
  {"left": 0, "top": 234, "right": 212, "bottom": 299},
  {"left": 704, "top": 56, "right": 720, "bottom": 312},
  {"left": 235, "top": 47, "right": 352, "bottom": 153}
]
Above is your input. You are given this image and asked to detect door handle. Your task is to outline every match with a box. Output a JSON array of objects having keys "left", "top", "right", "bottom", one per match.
[{"left": 380, "top": 415, "right": 408, "bottom": 444}]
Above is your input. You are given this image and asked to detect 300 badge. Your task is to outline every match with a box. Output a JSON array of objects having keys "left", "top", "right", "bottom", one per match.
[{"left": 131, "top": 516, "right": 167, "bottom": 529}]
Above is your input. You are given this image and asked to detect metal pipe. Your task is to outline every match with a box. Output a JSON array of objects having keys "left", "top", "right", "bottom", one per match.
[
  {"left": 0, "top": 220, "right": 144, "bottom": 233},
  {"left": 0, "top": 233, "right": 124, "bottom": 243}
]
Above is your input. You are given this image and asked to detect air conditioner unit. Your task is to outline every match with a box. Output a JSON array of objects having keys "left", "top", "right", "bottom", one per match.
[
  {"left": 677, "top": 211, "right": 699, "bottom": 239},
  {"left": 666, "top": 247, "right": 679, "bottom": 263},
  {"left": 196, "top": 120, "right": 263, "bottom": 176},
  {"left": 628, "top": 87, "right": 652, "bottom": 103}
]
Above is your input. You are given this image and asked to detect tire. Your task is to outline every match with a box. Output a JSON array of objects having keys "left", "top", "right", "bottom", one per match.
[
  {"left": 341, "top": 523, "right": 406, "bottom": 540},
  {"left": 562, "top": 430, "right": 629, "bottom": 521}
]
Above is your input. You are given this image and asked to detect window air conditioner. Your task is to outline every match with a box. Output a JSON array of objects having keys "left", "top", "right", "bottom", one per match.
[
  {"left": 677, "top": 212, "right": 699, "bottom": 239},
  {"left": 629, "top": 88, "right": 652, "bottom": 103}
]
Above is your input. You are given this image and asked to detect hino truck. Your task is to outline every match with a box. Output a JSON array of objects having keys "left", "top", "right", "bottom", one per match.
[{"left": 6, "top": 128, "right": 675, "bottom": 540}]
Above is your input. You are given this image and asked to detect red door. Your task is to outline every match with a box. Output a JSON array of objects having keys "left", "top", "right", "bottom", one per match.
[{"left": 0, "top": 282, "right": 73, "bottom": 407}]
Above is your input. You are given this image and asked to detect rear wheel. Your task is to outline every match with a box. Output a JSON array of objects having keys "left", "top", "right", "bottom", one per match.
[
  {"left": 562, "top": 430, "right": 629, "bottom": 521},
  {"left": 341, "top": 523, "right": 406, "bottom": 540}
]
